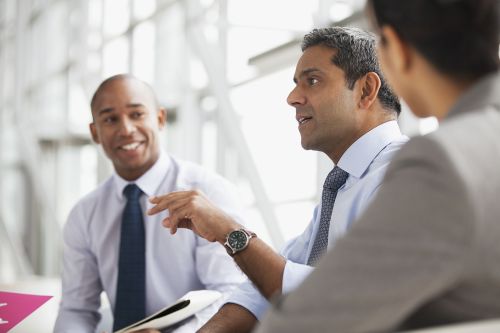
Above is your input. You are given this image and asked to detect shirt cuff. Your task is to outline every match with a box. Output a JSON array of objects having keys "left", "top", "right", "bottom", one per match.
[
  {"left": 282, "top": 260, "right": 314, "bottom": 294},
  {"left": 225, "top": 280, "right": 269, "bottom": 320}
]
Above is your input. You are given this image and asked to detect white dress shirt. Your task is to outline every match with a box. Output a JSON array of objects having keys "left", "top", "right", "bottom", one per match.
[
  {"left": 227, "top": 120, "right": 408, "bottom": 319},
  {"left": 54, "top": 151, "right": 247, "bottom": 332}
]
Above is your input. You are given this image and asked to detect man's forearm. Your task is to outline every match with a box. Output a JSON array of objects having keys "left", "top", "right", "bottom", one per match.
[
  {"left": 197, "top": 303, "right": 257, "bottom": 333},
  {"left": 229, "top": 238, "right": 286, "bottom": 299}
]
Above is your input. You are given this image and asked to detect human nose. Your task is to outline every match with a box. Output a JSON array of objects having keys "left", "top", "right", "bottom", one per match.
[
  {"left": 287, "top": 85, "right": 305, "bottom": 106},
  {"left": 117, "top": 117, "right": 136, "bottom": 136}
]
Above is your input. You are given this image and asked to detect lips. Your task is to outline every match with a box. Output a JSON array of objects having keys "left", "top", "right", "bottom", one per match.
[
  {"left": 296, "top": 115, "right": 313, "bottom": 125},
  {"left": 117, "top": 141, "right": 144, "bottom": 151}
]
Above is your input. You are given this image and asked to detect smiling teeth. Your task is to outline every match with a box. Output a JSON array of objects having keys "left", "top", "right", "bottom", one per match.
[{"left": 121, "top": 142, "right": 140, "bottom": 150}]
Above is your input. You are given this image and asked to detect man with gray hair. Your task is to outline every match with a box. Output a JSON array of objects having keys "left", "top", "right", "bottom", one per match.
[{"left": 148, "top": 26, "right": 407, "bottom": 333}]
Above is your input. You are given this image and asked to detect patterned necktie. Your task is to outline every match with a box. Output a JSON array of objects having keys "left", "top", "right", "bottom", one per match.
[
  {"left": 113, "top": 184, "right": 146, "bottom": 331},
  {"left": 307, "top": 166, "right": 349, "bottom": 266}
]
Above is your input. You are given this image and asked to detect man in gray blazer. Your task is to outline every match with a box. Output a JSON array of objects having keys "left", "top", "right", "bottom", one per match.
[{"left": 256, "top": 0, "right": 500, "bottom": 332}]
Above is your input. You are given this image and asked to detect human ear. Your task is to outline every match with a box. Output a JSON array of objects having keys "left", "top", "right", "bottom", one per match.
[
  {"left": 358, "top": 72, "right": 381, "bottom": 109},
  {"left": 157, "top": 107, "right": 167, "bottom": 129},
  {"left": 89, "top": 122, "right": 100, "bottom": 144}
]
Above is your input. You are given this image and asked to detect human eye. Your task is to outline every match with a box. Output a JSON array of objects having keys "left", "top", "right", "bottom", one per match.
[
  {"left": 131, "top": 111, "right": 145, "bottom": 119},
  {"left": 307, "top": 77, "right": 319, "bottom": 86},
  {"left": 102, "top": 115, "right": 117, "bottom": 124}
]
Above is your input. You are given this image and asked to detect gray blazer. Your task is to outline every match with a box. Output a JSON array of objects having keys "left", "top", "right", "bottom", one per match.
[{"left": 256, "top": 72, "right": 500, "bottom": 333}]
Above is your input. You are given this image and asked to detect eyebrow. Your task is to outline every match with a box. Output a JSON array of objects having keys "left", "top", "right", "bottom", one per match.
[
  {"left": 293, "top": 68, "right": 321, "bottom": 83},
  {"left": 127, "top": 103, "right": 145, "bottom": 108},
  {"left": 96, "top": 103, "right": 145, "bottom": 116},
  {"left": 97, "top": 107, "right": 113, "bottom": 116}
]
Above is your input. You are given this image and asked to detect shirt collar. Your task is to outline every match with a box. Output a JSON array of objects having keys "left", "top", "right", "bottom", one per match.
[
  {"left": 112, "top": 150, "right": 171, "bottom": 200},
  {"left": 337, "top": 120, "right": 403, "bottom": 179},
  {"left": 448, "top": 71, "right": 500, "bottom": 118}
]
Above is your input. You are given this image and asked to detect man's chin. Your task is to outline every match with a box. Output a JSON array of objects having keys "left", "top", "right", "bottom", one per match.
[
  {"left": 300, "top": 140, "right": 314, "bottom": 151},
  {"left": 301, "top": 140, "right": 326, "bottom": 154},
  {"left": 114, "top": 157, "right": 146, "bottom": 170}
]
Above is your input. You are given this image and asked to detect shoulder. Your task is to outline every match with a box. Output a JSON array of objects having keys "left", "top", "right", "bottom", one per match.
[
  {"left": 351, "top": 135, "right": 408, "bottom": 201},
  {"left": 350, "top": 133, "right": 476, "bottom": 255},
  {"left": 64, "top": 177, "right": 114, "bottom": 232},
  {"left": 421, "top": 108, "right": 500, "bottom": 211},
  {"left": 73, "top": 176, "right": 114, "bottom": 210},
  {"left": 432, "top": 107, "right": 500, "bottom": 164},
  {"left": 172, "top": 157, "right": 212, "bottom": 179},
  {"left": 368, "top": 135, "right": 408, "bottom": 173},
  {"left": 383, "top": 132, "right": 472, "bottom": 214},
  {"left": 171, "top": 156, "right": 236, "bottom": 192},
  {"left": 386, "top": 133, "right": 457, "bottom": 180},
  {"left": 394, "top": 108, "right": 500, "bottom": 179}
]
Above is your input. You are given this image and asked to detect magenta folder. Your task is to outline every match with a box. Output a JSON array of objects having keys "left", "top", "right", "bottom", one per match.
[{"left": 0, "top": 291, "right": 52, "bottom": 332}]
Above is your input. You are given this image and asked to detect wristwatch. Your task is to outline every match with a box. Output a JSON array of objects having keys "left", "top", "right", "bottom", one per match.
[{"left": 224, "top": 229, "right": 256, "bottom": 256}]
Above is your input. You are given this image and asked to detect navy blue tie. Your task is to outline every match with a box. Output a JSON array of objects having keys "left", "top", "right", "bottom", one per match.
[
  {"left": 113, "top": 184, "right": 146, "bottom": 331},
  {"left": 307, "top": 166, "right": 349, "bottom": 266}
]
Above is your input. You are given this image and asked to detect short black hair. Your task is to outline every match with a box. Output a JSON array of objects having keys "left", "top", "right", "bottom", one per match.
[
  {"left": 368, "top": 0, "right": 499, "bottom": 81},
  {"left": 302, "top": 26, "right": 401, "bottom": 115}
]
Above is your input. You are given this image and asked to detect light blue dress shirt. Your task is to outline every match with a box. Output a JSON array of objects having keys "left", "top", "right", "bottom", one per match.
[
  {"left": 54, "top": 151, "right": 247, "bottom": 333},
  {"left": 226, "top": 120, "right": 409, "bottom": 319}
]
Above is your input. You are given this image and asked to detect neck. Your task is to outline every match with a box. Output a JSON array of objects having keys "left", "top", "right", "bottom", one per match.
[
  {"left": 424, "top": 78, "right": 472, "bottom": 121},
  {"left": 326, "top": 110, "right": 395, "bottom": 164},
  {"left": 116, "top": 152, "right": 160, "bottom": 181},
  {"left": 409, "top": 59, "right": 475, "bottom": 121}
]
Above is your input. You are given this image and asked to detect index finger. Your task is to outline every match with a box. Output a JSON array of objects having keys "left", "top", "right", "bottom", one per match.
[
  {"left": 149, "top": 190, "right": 192, "bottom": 204},
  {"left": 147, "top": 191, "right": 193, "bottom": 215}
]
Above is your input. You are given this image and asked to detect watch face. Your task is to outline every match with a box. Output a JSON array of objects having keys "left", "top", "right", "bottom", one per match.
[{"left": 228, "top": 230, "right": 248, "bottom": 251}]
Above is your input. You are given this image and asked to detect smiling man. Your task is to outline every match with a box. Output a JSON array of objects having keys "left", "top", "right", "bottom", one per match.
[
  {"left": 54, "top": 74, "right": 247, "bottom": 333},
  {"left": 147, "top": 27, "right": 407, "bottom": 333}
]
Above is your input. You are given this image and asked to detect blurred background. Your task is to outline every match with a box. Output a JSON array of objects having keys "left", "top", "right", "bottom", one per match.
[{"left": 0, "top": 0, "right": 439, "bottom": 330}]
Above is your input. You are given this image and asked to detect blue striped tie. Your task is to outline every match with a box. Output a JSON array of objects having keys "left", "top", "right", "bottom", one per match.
[
  {"left": 113, "top": 184, "right": 146, "bottom": 331},
  {"left": 307, "top": 166, "right": 349, "bottom": 266}
]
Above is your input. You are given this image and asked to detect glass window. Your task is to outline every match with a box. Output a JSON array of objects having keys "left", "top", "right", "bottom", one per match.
[
  {"left": 88, "top": 0, "right": 103, "bottom": 29},
  {"left": 201, "top": 120, "right": 217, "bottom": 172},
  {"left": 132, "top": 21, "right": 155, "bottom": 83},
  {"left": 68, "top": 75, "right": 93, "bottom": 135},
  {"left": 26, "top": 23, "right": 41, "bottom": 87},
  {"left": 31, "top": 76, "right": 67, "bottom": 134},
  {"left": 44, "top": 1, "right": 69, "bottom": 75},
  {"left": 1, "top": 168, "right": 28, "bottom": 239},
  {"left": 1, "top": 109, "right": 19, "bottom": 162},
  {"left": 133, "top": 0, "right": 156, "bottom": 21},
  {"left": 276, "top": 201, "right": 316, "bottom": 241},
  {"left": 231, "top": 67, "right": 317, "bottom": 203},
  {"left": 1, "top": 42, "right": 15, "bottom": 101},
  {"left": 154, "top": 2, "right": 185, "bottom": 106},
  {"left": 328, "top": 0, "right": 355, "bottom": 22},
  {"left": 227, "top": 0, "right": 315, "bottom": 31},
  {"left": 103, "top": 0, "right": 130, "bottom": 37},
  {"left": 102, "top": 36, "right": 130, "bottom": 77},
  {"left": 3, "top": 0, "right": 17, "bottom": 24},
  {"left": 226, "top": 27, "right": 294, "bottom": 84}
]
